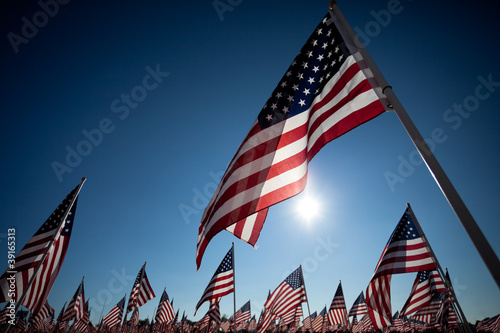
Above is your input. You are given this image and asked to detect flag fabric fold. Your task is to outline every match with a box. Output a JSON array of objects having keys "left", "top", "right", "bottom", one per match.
[
  {"left": 102, "top": 295, "right": 126, "bottom": 329},
  {"left": 61, "top": 277, "right": 85, "bottom": 322},
  {"left": 195, "top": 6, "right": 388, "bottom": 268},
  {"left": 264, "top": 267, "right": 307, "bottom": 319},
  {"left": 156, "top": 289, "right": 176, "bottom": 324}
]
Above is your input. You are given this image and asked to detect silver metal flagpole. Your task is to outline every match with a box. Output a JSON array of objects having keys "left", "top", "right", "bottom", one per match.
[
  {"left": 406, "top": 203, "right": 471, "bottom": 333},
  {"left": 232, "top": 242, "right": 237, "bottom": 333},
  {"left": 299, "top": 265, "right": 312, "bottom": 333},
  {"left": 328, "top": 0, "right": 500, "bottom": 289}
]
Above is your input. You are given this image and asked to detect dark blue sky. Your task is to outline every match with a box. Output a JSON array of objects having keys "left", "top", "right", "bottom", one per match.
[{"left": 1, "top": 0, "right": 499, "bottom": 325}]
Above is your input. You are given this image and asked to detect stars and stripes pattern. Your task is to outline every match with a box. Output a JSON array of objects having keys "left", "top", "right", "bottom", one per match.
[
  {"left": 61, "top": 277, "right": 85, "bottom": 322},
  {"left": 371, "top": 208, "right": 436, "bottom": 279},
  {"left": 73, "top": 299, "right": 91, "bottom": 332},
  {"left": 30, "top": 300, "right": 54, "bottom": 330},
  {"left": 366, "top": 207, "right": 437, "bottom": 329},
  {"left": 303, "top": 312, "right": 317, "bottom": 331},
  {"left": 128, "top": 308, "right": 139, "bottom": 327},
  {"left": 400, "top": 269, "right": 447, "bottom": 316},
  {"left": 328, "top": 282, "right": 348, "bottom": 326},
  {"left": 0, "top": 180, "right": 84, "bottom": 316},
  {"left": 196, "top": 7, "right": 388, "bottom": 268},
  {"left": 232, "top": 300, "right": 251, "bottom": 325},
  {"left": 348, "top": 292, "right": 368, "bottom": 317},
  {"left": 312, "top": 307, "right": 327, "bottom": 333},
  {"left": 156, "top": 289, "right": 176, "bottom": 324},
  {"left": 127, "top": 262, "right": 156, "bottom": 313},
  {"left": 264, "top": 267, "right": 307, "bottom": 318},
  {"left": 102, "top": 295, "right": 126, "bottom": 329},
  {"left": 195, "top": 246, "right": 234, "bottom": 314}
]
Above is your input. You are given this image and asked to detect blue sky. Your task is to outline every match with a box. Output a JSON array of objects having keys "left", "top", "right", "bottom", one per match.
[{"left": 1, "top": 0, "right": 499, "bottom": 326}]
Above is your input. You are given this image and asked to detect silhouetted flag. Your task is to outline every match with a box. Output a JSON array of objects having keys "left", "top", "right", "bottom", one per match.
[
  {"left": 0, "top": 179, "right": 85, "bottom": 316},
  {"left": 102, "top": 295, "right": 126, "bottom": 328},
  {"left": 156, "top": 289, "right": 175, "bottom": 324},
  {"left": 348, "top": 292, "right": 368, "bottom": 317},
  {"left": 61, "top": 277, "right": 85, "bottom": 322},
  {"left": 366, "top": 208, "right": 436, "bottom": 329},
  {"left": 264, "top": 267, "right": 307, "bottom": 318},
  {"left": 127, "top": 262, "right": 156, "bottom": 313},
  {"left": 195, "top": 7, "right": 389, "bottom": 268},
  {"left": 195, "top": 246, "right": 234, "bottom": 314},
  {"left": 328, "top": 282, "right": 348, "bottom": 326}
]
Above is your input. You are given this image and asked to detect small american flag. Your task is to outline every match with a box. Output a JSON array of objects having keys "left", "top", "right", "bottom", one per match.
[
  {"left": 264, "top": 267, "right": 307, "bottom": 320},
  {"left": 127, "top": 262, "right": 156, "bottom": 313},
  {"left": 61, "top": 277, "right": 85, "bottom": 322},
  {"left": 328, "top": 282, "right": 348, "bottom": 326},
  {"left": 155, "top": 289, "right": 175, "bottom": 324},
  {"left": 102, "top": 295, "right": 125, "bottom": 329},
  {"left": 366, "top": 207, "right": 437, "bottom": 329},
  {"left": 0, "top": 179, "right": 84, "bottom": 316},
  {"left": 348, "top": 292, "right": 368, "bottom": 317},
  {"left": 400, "top": 270, "right": 447, "bottom": 316},
  {"left": 195, "top": 7, "right": 388, "bottom": 268},
  {"left": 195, "top": 246, "right": 234, "bottom": 314},
  {"left": 232, "top": 300, "right": 251, "bottom": 325},
  {"left": 128, "top": 308, "right": 139, "bottom": 327},
  {"left": 312, "top": 308, "right": 327, "bottom": 333}
]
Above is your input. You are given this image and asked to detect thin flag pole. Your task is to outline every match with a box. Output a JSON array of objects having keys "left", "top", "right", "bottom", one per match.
[
  {"left": 328, "top": 1, "right": 500, "bottom": 290},
  {"left": 406, "top": 204, "right": 471, "bottom": 333},
  {"left": 232, "top": 242, "right": 237, "bottom": 333},
  {"left": 299, "top": 265, "right": 312, "bottom": 333},
  {"left": 96, "top": 296, "right": 107, "bottom": 333},
  {"left": 12, "top": 177, "right": 87, "bottom": 321}
]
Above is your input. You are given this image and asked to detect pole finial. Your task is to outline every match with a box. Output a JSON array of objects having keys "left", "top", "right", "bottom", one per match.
[
  {"left": 406, "top": 202, "right": 411, "bottom": 207},
  {"left": 329, "top": 1, "right": 336, "bottom": 10}
]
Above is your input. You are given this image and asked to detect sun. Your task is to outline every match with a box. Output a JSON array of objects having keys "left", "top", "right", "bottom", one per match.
[{"left": 295, "top": 193, "right": 321, "bottom": 224}]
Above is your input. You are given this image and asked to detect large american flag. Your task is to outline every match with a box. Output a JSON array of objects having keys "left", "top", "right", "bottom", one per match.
[
  {"left": 348, "top": 292, "right": 368, "bottom": 317},
  {"left": 102, "top": 295, "right": 126, "bottom": 329},
  {"left": 366, "top": 207, "right": 436, "bottom": 329},
  {"left": 328, "top": 282, "right": 348, "bottom": 326},
  {"left": 0, "top": 179, "right": 84, "bottom": 316},
  {"left": 195, "top": 246, "right": 234, "bottom": 314},
  {"left": 127, "top": 262, "right": 156, "bottom": 314},
  {"left": 264, "top": 267, "right": 307, "bottom": 318},
  {"left": 400, "top": 270, "right": 447, "bottom": 316},
  {"left": 61, "top": 277, "right": 85, "bottom": 322},
  {"left": 155, "top": 289, "right": 175, "bottom": 324},
  {"left": 195, "top": 8, "right": 388, "bottom": 268}
]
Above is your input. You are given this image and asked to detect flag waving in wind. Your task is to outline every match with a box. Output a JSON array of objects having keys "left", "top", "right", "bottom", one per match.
[
  {"left": 366, "top": 207, "right": 437, "bottom": 329},
  {"left": 195, "top": 7, "right": 389, "bottom": 268},
  {"left": 264, "top": 267, "right": 307, "bottom": 318},
  {"left": 127, "top": 262, "right": 156, "bottom": 314},
  {"left": 195, "top": 246, "right": 234, "bottom": 315},
  {"left": 0, "top": 179, "right": 85, "bottom": 316}
]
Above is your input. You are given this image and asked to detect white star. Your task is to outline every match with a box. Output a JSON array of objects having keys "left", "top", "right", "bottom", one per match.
[
  {"left": 276, "top": 92, "right": 282, "bottom": 98},
  {"left": 327, "top": 51, "right": 332, "bottom": 58},
  {"left": 312, "top": 66, "right": 319, "bottom": 73},
  {"left": 292, "top": 84, "right": 299, "bottom": 91},
  {"left": 280, "top": 82, "right": 287, "bottom": 88},
  {"left": 317, "top": 28, "right": 323, "bottom": 35},
  {"left": 335, "top": 46, "right": 340, "bottom": 53},
  {"left": 327, "top": 30, "right": 332, "bottom": 37},
  {"left": 282, "top": 106, "right": 289, "bottom": 113},
  {"left": 271, "top": 103, "right": 277, "bottom": 110},
  {"left": 317, "top": 54, "right": 324, "bottom": 61},
  {"left": 266, "top": 114, "right": 273, "bottom": 121},
  {"left": 286, "top": 71, "right": 292, "bottom": 77},
  {"left": 299, "top": 99, "right": 306, "bottom": 106},
  {"left": 297, "top": 73, "right": 304, "bottom": 80},
  {"left": 312, "top": 39, "right": 318, "bottom": 46},
  {"left": 339, "top": 54, "right": 344, "bottom": 61},
  {"left": 303, "top": 88, "right": 310, "bottom": 96},
  {"left": 307, "top": 77, "right": 315, "bottom": 84},
  {"left": 287, "top": 95, "right": 294, "bottom": 102},
  {"left": 322, "top": 43, "right": 328, "bottom": 49},
  {"left": 307, "top": 51, "right": 313, "bottom": 58},
  {"left": 302, "top": 62, "right": 308, "bottom": 69}
]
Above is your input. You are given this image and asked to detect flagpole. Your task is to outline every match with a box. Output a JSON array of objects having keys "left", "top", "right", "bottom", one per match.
[
  {"left": 10, "top": 177, "right": 87, "bottom": 324},
  {"left": 299, "top": 265, "right": 312, "bottom": 333},
  {"left": 328, "top": 1, "right": 500, "bottom": 290},
  {"left": 406, "top": 204, "right": 471, "bottom": 333},
  {"left": 231, "top": 242, "right": 237, "bottom": 333}
]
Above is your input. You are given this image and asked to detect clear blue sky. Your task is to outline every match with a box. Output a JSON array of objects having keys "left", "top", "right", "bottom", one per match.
[{"left": 1, "top": 0, "right": 499, "bottom": 326}]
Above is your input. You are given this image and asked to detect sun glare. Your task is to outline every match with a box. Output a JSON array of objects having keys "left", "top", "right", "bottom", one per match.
[{"left": 296, "top": 194, "right": 321, "bottom": 224}]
